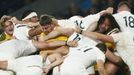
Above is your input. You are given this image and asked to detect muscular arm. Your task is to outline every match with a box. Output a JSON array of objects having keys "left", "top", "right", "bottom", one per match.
[
  {"left": 44, "top": 27, "right": 74, "bottom": 41},
  {"left": 28, "top": 25, "right": 43, "bottom": 37},
  {"left": 33, "top": 40, "right": 77, "bottom": 50},
  {"left": 97, "top": 60, "right": 107, "bottom": 75},
  {"left": 105, "top": 49, "right": 123, "bottom": 65},
  {"left": 48, "top": 53, "right": 63, "bottom": 69},
  {"left": 43, "top": 53, "right": 63, "bottom": 74},
  {"left": 82, "top": 31, "right": 114, "bottom": 44}
]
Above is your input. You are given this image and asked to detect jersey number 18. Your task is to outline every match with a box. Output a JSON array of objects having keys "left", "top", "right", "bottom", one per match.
[{"left": 123, "top": 16, "right": 134, "bottom": 28}]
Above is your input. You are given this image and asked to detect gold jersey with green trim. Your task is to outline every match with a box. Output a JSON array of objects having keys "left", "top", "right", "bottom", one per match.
[{"left": 0, "top": 32, "right": 12, "bottom": 41}]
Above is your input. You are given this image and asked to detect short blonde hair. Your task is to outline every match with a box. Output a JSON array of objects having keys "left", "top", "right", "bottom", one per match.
[{"left": 0, "top": 15, "right": 12, "bottom": 28}]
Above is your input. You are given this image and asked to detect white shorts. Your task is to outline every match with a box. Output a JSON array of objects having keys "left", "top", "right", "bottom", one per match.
[
  {"left": 16, "top": 67, "right": 43, "bottom": 75},
  {"left": 7, "top": 55, "right": 43, "bottom": 72},
  {"left": 0, "top": 70, "right": 14, "bottom": 75},
  {"left": 60, "top": 62, "right": 89, "bottom": 75}
]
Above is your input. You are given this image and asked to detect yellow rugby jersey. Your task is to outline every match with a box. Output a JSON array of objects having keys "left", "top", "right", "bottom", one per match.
[
  {"left": 39, "top": 28, "right": 68, "bottom": 50},
  {"left": 0, "top": 32, "right": 12, "bottom": 41},
  {"left": 40, "top": 32, "right": 68, "bottom": 42},
  {"left": 40, "top": 26, "right": 68, "bottom": 42}
]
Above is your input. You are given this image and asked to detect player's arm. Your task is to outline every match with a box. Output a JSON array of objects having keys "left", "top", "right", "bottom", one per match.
[
  {"left": 0, "top": 61, "right": 8, "bottom": 70},
  {"left": 44, "top": 27, "right": 74, "bottom": 41},
  {"left": 28, "top": 25, "right": 43, "bottom": 38},
  {"left": 97, "top": 60, "right": 107, "bottom": 75},
  {"left": 43, "top": 53, "right": 63, "bottom": 74},
  {"left": 33, "top": 40, "right": 77, "bottom": 50},
  {"left": 98, "top": 7, "right": 113, "bottom": 16},
  {"left": 105, "top": 49, "right": 123, "bottom": 65},
  {"left": 10, "top": 17, "right": 40, "bottom": 27},
  {"left": 84, "top": 31, "right": 114, "bottom": 43},
  {"left": 75, "top": 26, "right": 114, "bottom": 43}
]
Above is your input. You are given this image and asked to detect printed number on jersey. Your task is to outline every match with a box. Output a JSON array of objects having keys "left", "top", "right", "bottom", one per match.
[
  {"left": 73, "top": 33, "right": 81, "bottom": 41},
  {"left": 74, "top": 20, "right": 85, "bottom": 29},
  {"left": 123, "top": 16, "right": 134, "bottom": 28}
]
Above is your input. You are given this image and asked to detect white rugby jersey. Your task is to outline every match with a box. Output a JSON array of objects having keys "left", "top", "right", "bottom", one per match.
[
  {"left": 113, "top": 11, "right": 134, "bottom": 32},
  {"left": 64, "top": 32, "right": 105, "bottom": 67},
  {"left": 0, "top": 39, "right": 37, "bottom": 60},
  {"left": 13, "top": 24, "right": 31, "bottom": 40},
  {"left": 58, "top": 13, "right": 100, "bottom": 31},
  {"left": 111, "top": 31, "right": 134, "bottom": 65},
  {"left": 7, "top": 55, "right": 43, "bottom": 71}
]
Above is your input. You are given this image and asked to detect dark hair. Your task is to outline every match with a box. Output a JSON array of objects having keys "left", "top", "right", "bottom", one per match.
[
  {"left": 94, "top": 13, "right": 120, "bottom": 34},
  {"left": 39, "top": 14, "right": 54, "bottom": 26},
  {"left": 96, "top": 43, "right": 107, "bottom": 53},
  {"left": 21, "top": 9, "right": 37, "bottom": 19},
  {"left": 118, "top": 1, "right": 130, "bottom": 9}
]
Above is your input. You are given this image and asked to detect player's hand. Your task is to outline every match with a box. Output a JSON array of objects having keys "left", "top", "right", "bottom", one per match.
[
  {"left": 9, "top": 17, "right": 19, "bottom": 24},
  {"left": 67, "top": 40, "right": 78, "bottom": 47},
  {"left": 74, "top": 26, "right": 81, "bottom": 33},
  {"left": 42, "top": 66, "right": 51, "bottom": 75},
  {"left": 98, "top": 10, "right": 107, "bottom": 15},
  {"left": 106, "top": 7, "right": 113, "bottom": 14},
  {"left": 27, "top": 22, "right": 40, "bottom": 27}
]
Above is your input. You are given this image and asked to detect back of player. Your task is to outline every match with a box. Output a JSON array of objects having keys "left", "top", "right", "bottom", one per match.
[
  {"left": 60, "top": 32, "right": 104, "bottom": 75},
  {"left": 113, "top": 1, "right": 134, "bottom": 32},
  {"left": 60, "top": 33, "right": 105, "bottom": 75},
  {"left": 111, "top": 31, "right": 134, "bottom": 75},
  {"left": 113, "top": 11, "right": 134, "bottom": 32},
  {"left": 58, "top": 13, "right": 100, "bottom": 31}
]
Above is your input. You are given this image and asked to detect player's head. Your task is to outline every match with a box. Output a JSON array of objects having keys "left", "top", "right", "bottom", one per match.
[
  {"left": 21, "top": 9, "right": 38, "bottom": 23},
  {"left": 95, "top": 13, "right": 120, "bottom": 34},
  {"left": 0, "top": 15, "right": 14, "bottom": 35},
  {"left": 39, "top": 14, "right": 55, "bottom": 34},
  {"left": 96, "top": 43, "right": 107, "bottom": 53},
  {"left": 117, "top": 1, "right": 131, "bottom": 13}
]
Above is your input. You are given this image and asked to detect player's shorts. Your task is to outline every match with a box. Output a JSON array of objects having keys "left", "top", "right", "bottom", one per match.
[
  {"left": 7, "top": 55, "right": 43, "bottom": 72},
  {"left": 60, "top": 61, "right": 89, "bottom": 75},
  {"left": 0, "top": 70, "right": 14, "bottom": 75},
  {"left": 16, "top": 67, "right": 43, "bottom": 75}
]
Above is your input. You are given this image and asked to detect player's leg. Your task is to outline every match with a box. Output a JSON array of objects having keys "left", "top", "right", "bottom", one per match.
[
  {"left": 7, "top": 55, "right": 43, "bottom": 72},
  {"left": 0, "top": 70, "right": 15, "bottom": 75}
]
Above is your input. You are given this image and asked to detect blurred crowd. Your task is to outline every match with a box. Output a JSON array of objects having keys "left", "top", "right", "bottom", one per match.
[{"left": 53, "top": 0, "right": 134, "bottom": 19}]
